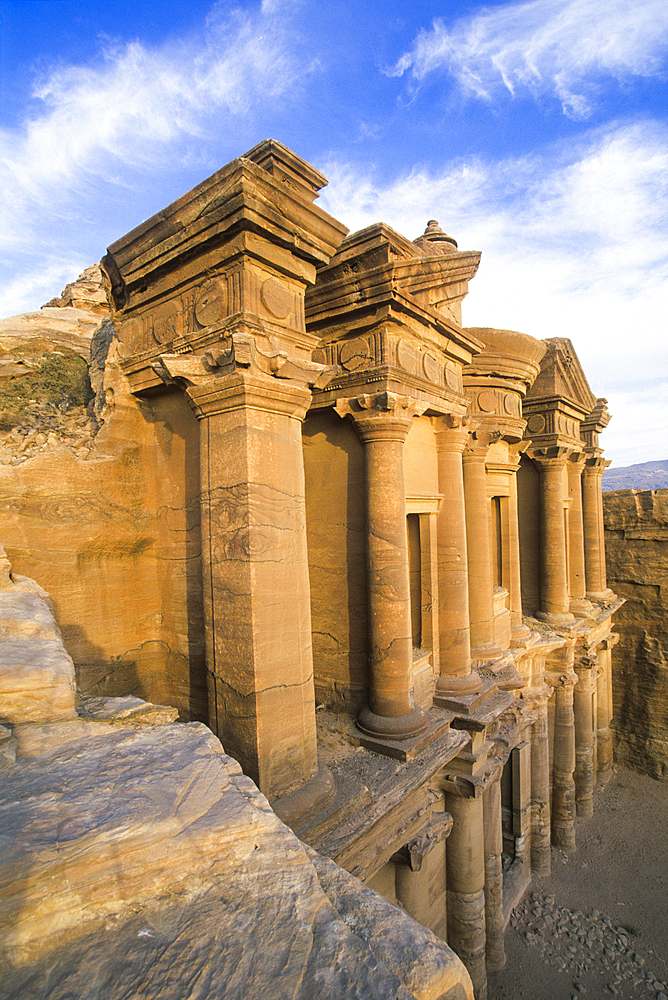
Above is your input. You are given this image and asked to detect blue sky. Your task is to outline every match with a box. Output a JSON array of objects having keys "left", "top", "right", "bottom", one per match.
[{"left": 1, "top": 0, "right": 667, "bottom": 465}]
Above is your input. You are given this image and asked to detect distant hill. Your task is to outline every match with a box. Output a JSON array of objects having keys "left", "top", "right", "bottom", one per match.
[{"left": 602, "top": 459, "right": 668, "bottom": 491}]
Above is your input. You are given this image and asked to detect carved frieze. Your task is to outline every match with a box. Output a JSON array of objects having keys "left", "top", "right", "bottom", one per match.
[
  {"left": 194, "top": 278, "right": 228, "bottom": 328},
  {"left": 314, "top": 330, "right": 465, "bottom": 400}
]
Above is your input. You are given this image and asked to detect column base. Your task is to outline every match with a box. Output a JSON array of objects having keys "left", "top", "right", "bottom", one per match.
[
  {"left": 570, "top": 598, "right": 597, "bottom": 615},
  {"left": 510, "top": 622, "right": 533, "bottom": 643},
  {"left": 356, "top": 709, "right": 450, "bottom": 762},
  {"left": 586, "top": 589, "right": 615, "bottom": 603},
  {"left": 470, "top": 641, "right": 503, "bottom": 664},
  {"left": 535, "top": 609, "right": 575, "bottom": 625},
  {"left": 272, "top": 766, "right": 336, "bottom": 828},
  {"left": 356, "top": 704, "right": 428, "bottom": 740},
  {"left": 435, "top": 671, "right": 482, "bottom": 697}
]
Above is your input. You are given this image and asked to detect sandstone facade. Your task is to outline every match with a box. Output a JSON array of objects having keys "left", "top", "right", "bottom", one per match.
[
  {"left": 0, "top": 140, "right": 621, "bottom": 999},
  {"left": 603, "top": 489, "right": 668, "bottom": 779}
]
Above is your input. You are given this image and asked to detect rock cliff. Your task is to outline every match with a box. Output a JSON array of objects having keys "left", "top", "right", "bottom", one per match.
[
  {"left": 0, "top": 268, "right": 207, "bottom": 721},
  {"left": 603, "top": 489, "right": 668, "bottom": 779}
]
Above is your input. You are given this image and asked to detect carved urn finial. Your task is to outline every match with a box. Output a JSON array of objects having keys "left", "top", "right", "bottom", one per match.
[{"left": 413, "top": 219, "right": 458, "bottom": 255}]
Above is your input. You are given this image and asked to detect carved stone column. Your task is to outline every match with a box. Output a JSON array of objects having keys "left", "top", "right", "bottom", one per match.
[
  {"left": 507, "top": 444, "right": 532, "bottom": 641},
  {"left": 463, "top": 431, "right": 503, "bottom": 661},
  {"left": 445, "top": 786, "right": 487, "bottom": 999},
  {"left": 573, "top": 652, "right": 596, "bottom": 817},
  {"left": 567, "top": 454, "right": 596, "bottom": 614},
  {"left": 596, "top": 641, "right": 614, "bottom": 785},
  {"left": 432, "top": 415, "right": 481, "bottom": 697},
  {"left": 530, "top": 697, "right": 551, "bottom": 875},
  {"left": 532, "top": 451, "right": 574, "bottom": 624},
  {"left": 549, "top": 672, "right": 577, "bottom": 850},
  {"left": 583, "top": 457, "right": 614, "bottom": 600},
  {"left": 336, "top": 392, "right": 428, "bottom": 740},
  {"left": 158, "top": 336, "right": 331, "bottom": 809},
  {"left": 483, "top": 777, "right": 506, "bottom": 970}
]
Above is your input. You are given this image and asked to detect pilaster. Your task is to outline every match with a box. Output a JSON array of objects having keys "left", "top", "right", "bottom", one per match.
[
  {"left": 483, "top": 778, "right": 506, "bottom": 970},
  {"left": 530, "top": 696, "right": 551, "bottom": 875},
  {"left": 158, "top": 337, "right": 334, "bottom": 806}
]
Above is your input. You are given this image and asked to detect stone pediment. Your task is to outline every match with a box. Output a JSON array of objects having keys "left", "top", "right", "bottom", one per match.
[{"left": 526, "top": 338, "right": 596, "bottom": 416}]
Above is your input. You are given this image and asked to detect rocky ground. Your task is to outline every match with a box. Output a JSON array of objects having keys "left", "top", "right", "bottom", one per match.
[{"left": 489, "top": 765, "right": 668, "bottom": 1000}]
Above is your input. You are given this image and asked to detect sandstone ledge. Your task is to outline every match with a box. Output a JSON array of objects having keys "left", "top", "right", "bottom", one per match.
[{"left": 0, "top": 569, "right": 472, "bottom": 1000}]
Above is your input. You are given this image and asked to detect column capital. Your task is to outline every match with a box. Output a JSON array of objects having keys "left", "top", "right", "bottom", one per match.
[
  {"left": 391, "top": 813, "right": 454, "bottom": 871},
  {"left": 567, "top": 452, "right": 587, "bottom": 474},
  {"left": 156, "top": 330, "right": 337, "bottom": 389},
  {"left": 583, "top": 455, "right": 611, "bottom": 474},
  {"left": 154, "top": 330, "right": 340, "bottom": 420},
  {"left": 432, "top": 412, "right": 471, "bottom": 453},
  {"left": 463, "top": 427, "right": 502, "bottom": 460},
  {"left": 545, "top": 670, "right": 578, "bottom": 690},
  {"left": 506, "top": 439, "right": 531, "bottom": 471},
  {"left": 335, "top": 391, "right": 426, "bottom": 441},
  {"left": 529, "top": 445, "right": 576, "bottom": 467}
]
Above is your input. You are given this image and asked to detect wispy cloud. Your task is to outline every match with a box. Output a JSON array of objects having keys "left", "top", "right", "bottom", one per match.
[
  {"left": 319, "top": 119, "right": 668, "bottom": 463},
  {"left": 0, "top": 0, "right": 305, "bottom": 263},
  {"left": 388, "top": 0, "right": 668, "bottom": 118}
]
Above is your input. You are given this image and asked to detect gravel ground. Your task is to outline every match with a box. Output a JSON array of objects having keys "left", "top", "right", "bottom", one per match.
[{"left": 489, "top": 765, "right": 668, "bottom": 1000}]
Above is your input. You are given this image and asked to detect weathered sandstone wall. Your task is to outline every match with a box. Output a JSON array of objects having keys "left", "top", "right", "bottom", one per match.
[
  {"left": 0, "top": 270, "right": 206, "bottom": 720},
  {"left": 603, "top": 488, "right": 668, "bottom": 779}
]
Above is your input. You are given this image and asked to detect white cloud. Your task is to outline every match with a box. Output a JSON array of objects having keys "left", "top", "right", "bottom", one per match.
[
  {"left": 318, "top": 120, "right": 668, "bottom": 465},
  {"left": 0, "top": 258, "right": 91, "bottom": 320},
  {"left": 389, "top": 0, "right": 668, "bottom": 117},
  {"left": 0, "top": 0, "right": 304, "bottom": 258}
]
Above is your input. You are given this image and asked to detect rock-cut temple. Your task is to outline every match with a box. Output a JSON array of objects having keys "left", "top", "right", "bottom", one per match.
[{"left": 1, "top": 140, "right": 622, "bottom": 1000}]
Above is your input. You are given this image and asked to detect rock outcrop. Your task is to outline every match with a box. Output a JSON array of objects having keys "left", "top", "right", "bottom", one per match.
[
  {"left": 0, "top": 269, "right": 206, "bottom": 721},
  {"left": 0, "top": 558, "right": 473, "bottom": 1000},
  {"left": 603, "top": 489, "right": 668, "bottom": 779}
]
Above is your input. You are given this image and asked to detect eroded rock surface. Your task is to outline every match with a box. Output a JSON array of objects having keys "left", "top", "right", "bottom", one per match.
[
  {"left": 603, "top": 489, "right": 668, "bottom": 779},
  {"left": 0, "top": 269, "right": 206, "bottom": 721},
  {"left": 0, "top": 567, "right": 473, "bottom": 1000}
]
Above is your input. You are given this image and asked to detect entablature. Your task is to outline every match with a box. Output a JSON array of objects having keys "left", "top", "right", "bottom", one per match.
[{"left": 101, "top": 140, "right": 348, "bottom": 395}]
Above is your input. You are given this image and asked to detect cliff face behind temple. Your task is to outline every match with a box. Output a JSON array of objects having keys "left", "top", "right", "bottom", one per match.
[
  {"left": 602, "top": 459, "right": 668, "bottom": 491},
  {"left": 603, "top": 489, "right": 668, "bottom": 779}
]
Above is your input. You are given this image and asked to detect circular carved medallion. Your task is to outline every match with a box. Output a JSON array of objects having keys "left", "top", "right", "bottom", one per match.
[
  {"left": 422, "top": 352, "right": 440, "bottom": 383},
  {"left": 527, "top": 413, "right": 546, "bottom": 434},
  {"left": 340, "top": 338, "right": 373, "bottom": 371},
  {"left": 445, "top": 365, "right": 460, "bottom": 391},
  {"left": 195, "top": 279, "right": 227, "bottom": 328},
  {"left": 477, "top": 390, "right": 497, "bottom": 413},
  {"left": 397, "top": 340, "right": 417, "bottom": 374},
  {"left": 152, "top": 300, "right": 181, "bottom": 345},
  {"left": 504, "top": 392, "right": 516, "bottom": 415},
  {"left": 261, "top": 278, "right": 292, "bottom": 319}
]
